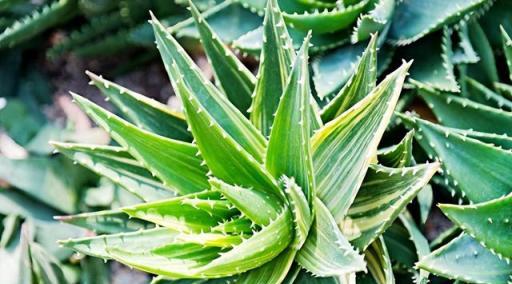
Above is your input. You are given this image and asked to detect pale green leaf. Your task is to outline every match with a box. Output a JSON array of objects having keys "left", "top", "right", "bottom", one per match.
[
  {"left": 209, "top": 178, "right": 281, "bottom": 226},
  {"left": 377, "top": 130, "right": 414, "bottom": 168},
  {"left": 297, "top": 198, "right": 366, "bottom": 277},
  {"left": 55, "top": 209, "right": 152, "bottom": 234},
  {"left": 313, "top": 62, "right": 411, "bottom": 221},
  {"left": 321, "top": 34, "right": 378, "bottom": 122},
  {"left": 364, "top": 236, "right": 394, "bottom": 284},
  {"left": 59, "top": 227, "right": 179, "bottom": 259},
  {"left": 341, "top": 163, "right": 439, "bottom": 250},
  {"left": 266, "top": 34, "right": 315, "bottom": 200},
  {"left": 249, "top": 0, "right": 295, "bottom": 137},
  {"left": 282, "top": 176, "right": 312, "bottom": 249}
]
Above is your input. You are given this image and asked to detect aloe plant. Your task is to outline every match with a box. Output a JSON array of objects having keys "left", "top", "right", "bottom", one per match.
[
  {"left": 49, "top": 0, "right": 442, "bottom": 282},
  {"left": 393, "top": 9, "right": 512, "bottom": 283}
]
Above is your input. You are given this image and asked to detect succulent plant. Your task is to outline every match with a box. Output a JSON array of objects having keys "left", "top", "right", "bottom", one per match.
[
  {"left": 394, "top": 9, "right": 512, "bottom": 284},
  {"left": 50, "top": 0, "right": 442, "bottom": 282}
]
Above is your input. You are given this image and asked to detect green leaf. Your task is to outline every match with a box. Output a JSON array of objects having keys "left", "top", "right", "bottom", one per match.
[
  {"left": 501, "top": 26, "right": 512, "bottom": 81},
  {"left": 341, "top": 163, "right": 439, "bottom": 250},
  {"left": 283, "top": 0, "right": 369, "bottom": 34},
  {"left": 52, "top": 142, "right": 176, "bottom": 202},
  {"left": 377, "top": 130, "right": 414, "bottom": 168},
  {"left": 29, "top": 242, "right": 67, "bottom": 284},
  {"left": 152, "top": 15, "right": 283, "bottom": 199},
  {"left": 0, "top": 214, "right": 20, "bottom": 248},
  {"left": 351, "top": 0, "right": 395, "bottom": 43},
  {"left": 463, "top": 77, "right": 512, "bottom": 110},
  {"left": 282, "top": 176, "right": 312, "bottom": 249},
  {"left": 312, "top": 62, "right": 411, "bottom": 221},
  {"left": 466, "top": 21, "right": 499, "bottom": 87},
  {"left": 86, "top": 71, "right": 191, "bottom": 141},
  {"left": 451, "top": 22, "right": 480, "bottom": 64},
  {"left": 109, "top": 209, "right": 293, "bottom": 278},
  {"left": 237, "top": 248, "right": 296, "bottom": 284},
  {"left": 495, "top": 82, "right": 512, "bottom": 101},
  {"left": 388, "top": 0, "right": 491, "bottom": 45},
  {"left": 417, "top": 85, "right": 512, "bottom": 135},
  {"left": 71, "top": 94, "right": 209, "bottom": 195},
  {"left": 266, "top": 34, "right": 315, "bottom": 201},
  {"left": 454, "top": 129, "right": 512, "bottom": 150},
  {"left": 0, "top": 0, "right": 78, "bottom": 49},
  {"left": 400, "top": 115, "right": 512, "bottom": 203},
  {"left": 364, "top": 236, "right": 394, "bottom": 284},
  {"left": 249, "top": 0, "right": 295, "bottom": 137},
  {"left": 189, "top": 3, "right": 255, "bottom": 114},
  {"left": 402, "top": 30, "right": 459, "bottom": 92},
  {"left": 172, "top": 2, "right": 263, "bottom": 43},
  {"left": 399, "top": 211, "right": 430, "bottom": 284},
  {"left": 440, "top": 193, "right": 512, "bottom": 259},
  {"left": 212, "top": 217, "right": 254, "bottom": 234},
  {"left": 417, "top": 234, "right": 512, "bottom": 284},
  {"left": 321, "top": 34, "right": 377, "bottom": 122},
  {"left": 152, "top": 13, "right": 267, "bottom": 161},
  {"left": 297, "top": 198, "right": 365, "bottom": 277},
  {"left": 122, "top": 191, "right": 238, "bottom": 233},
  {"left": 209, "top": 178, "right": 281, "bottom": 226},
  {"left": 55, "top": 209, "right": 152, "bottom": 234},
  {"left": 59, "top": 227, "right": 180, "bottom": 259}
]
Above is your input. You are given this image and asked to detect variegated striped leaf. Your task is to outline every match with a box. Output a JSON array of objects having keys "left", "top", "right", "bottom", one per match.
[
  {"left": 70, "top": 94, "right": 209, "bottom": 195},
  {"left": 313, "top": 62, "right": 411, "bottom": 221},
  {"left": 341, "top": 163, "right": 438, "bottom": 250}
]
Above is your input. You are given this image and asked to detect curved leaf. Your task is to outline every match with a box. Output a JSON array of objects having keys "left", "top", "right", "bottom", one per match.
[
  {"left": 377, "top": 130, "right": 414, "bottom": 168},
  {"left": 440, "top": 193, "right": 512, "bottom": 259},
  {"left": 389, "top": 0, "right": 491, "bottom": 45},
  {"left": 341, "top": 163, "right": 439, "bottom": 250},
  {"left": 417, "top": 234, "right": 512, "bottom": 284},
  {"left": 283, "top": 1, "right": 369, "bottom": 34},
  {"left": 400, "top": 115, "right": 512, "bottom": 203}
]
